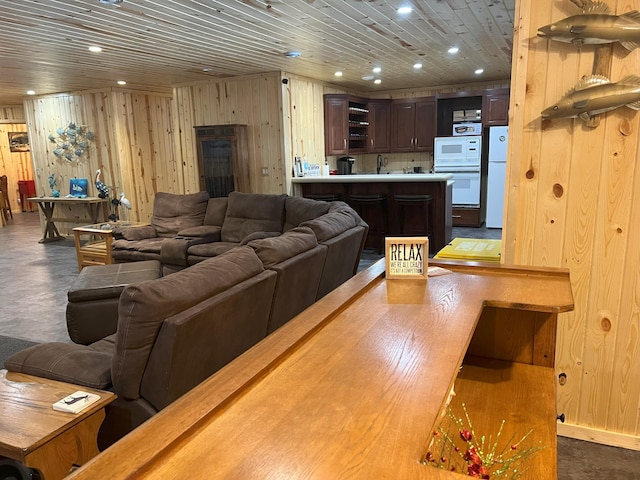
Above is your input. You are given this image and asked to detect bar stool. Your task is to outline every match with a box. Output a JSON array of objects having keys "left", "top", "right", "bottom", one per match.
[
  {"left": 349, "top": 193, "right": 388, "bottom": 253},
  {"left": 394, "top": 194, "right": 433, "bottom": 242}
]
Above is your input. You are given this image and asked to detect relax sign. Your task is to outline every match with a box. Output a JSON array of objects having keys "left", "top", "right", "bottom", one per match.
[{"left": 385, "top": 237, "right": 429, "bottom": 279}]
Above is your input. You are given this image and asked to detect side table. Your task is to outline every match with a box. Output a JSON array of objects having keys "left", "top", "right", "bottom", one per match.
[
  {"left": 73, "top": 222, "right": 147, "bottom": 272},
  {"left": 0, "top": 369, "right": 116, "bottom": 480}
]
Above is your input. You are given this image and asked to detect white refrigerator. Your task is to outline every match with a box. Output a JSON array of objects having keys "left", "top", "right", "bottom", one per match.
[{"left": 485, "top": 126, "right": 509, "bottom": 228}]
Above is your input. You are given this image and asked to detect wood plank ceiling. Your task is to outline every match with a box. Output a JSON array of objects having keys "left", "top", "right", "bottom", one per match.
[{"left": 0, "top": 0, "right": 514, "bottom": 105}]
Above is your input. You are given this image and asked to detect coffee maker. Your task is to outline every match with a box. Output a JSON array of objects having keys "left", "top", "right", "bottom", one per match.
[{"left": 337, "top": 156, "right": 355, "bottom": 175}]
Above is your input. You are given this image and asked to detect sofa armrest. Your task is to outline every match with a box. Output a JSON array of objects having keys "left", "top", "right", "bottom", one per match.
[
  {"left": 113, "top": 225, "right": 158, "bottom": 241},
  {"left": 4, "top": 343, "right": 113, "bottom": 390},
  {"left": 177, "top": 225, "right": 221, "bottom": 241},
  {"left": 240, "top": 231, "right": 281, "bottom": 245}
]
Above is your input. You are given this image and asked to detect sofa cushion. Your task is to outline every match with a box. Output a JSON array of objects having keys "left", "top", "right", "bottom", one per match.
[
  {"left": 300, "top": 209, "right": 359, "bottom": 242},
  {"left": 187, "top": 241, "right": 239, "bottom": 260},
  {"left": 4, "top": 342, "right": 114, "bottom": 390},
  {"left": 113, "top": 225, "right": 157, "bottom": 241},
  {"left": 177, "top": 225, "right": 221, "bottom": 239},
  {"left": 203, "top": 197, "right": 228, "bottom": 226},
  {"left": 283, "top": 196, "right": 330, "bottom": 231},
  {"left": 112, "top": 246, "right": 265, "bottom": 400},
  {"left": 111, "top": 237, "right": 165, "bottom": 254},
  {"left": 248, "top": 227, "right": 318, "bottom": 268},
  {"left": 221, "top": 192, "right": 286, "bottom": 243},
  {"left": 152, "top": 191, "right": 210, "bottom": 238}
]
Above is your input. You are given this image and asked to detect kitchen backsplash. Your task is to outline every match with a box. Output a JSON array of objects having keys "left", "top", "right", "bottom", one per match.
[{"left": 325, "top": 152, "right": 433, "bottom": 174}]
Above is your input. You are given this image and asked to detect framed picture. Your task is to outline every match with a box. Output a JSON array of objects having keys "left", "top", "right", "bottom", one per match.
[
  {"left": 385, "top": 237, "right": 429, "bottom": 280},
  {"left": 8, "top": 132, "right": 29, "bottom": 152},
  {"left": 69, "top": 178, "right": 88, "bottom": 197}
]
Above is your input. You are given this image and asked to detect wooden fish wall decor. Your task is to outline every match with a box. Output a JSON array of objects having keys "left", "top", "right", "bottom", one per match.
[
  {"left": 541, "top": 75, "right": 640, "bottom": 123},
  {"left": 537, "top": 0, "right": 640, "bottom": 50}
]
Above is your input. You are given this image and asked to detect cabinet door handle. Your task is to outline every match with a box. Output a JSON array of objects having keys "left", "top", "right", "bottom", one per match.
[{"left": 344, "top": 139, "right": 347, "bottom": 149}]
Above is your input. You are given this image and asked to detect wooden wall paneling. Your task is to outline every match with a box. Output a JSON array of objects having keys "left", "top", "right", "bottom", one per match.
[
  {"left": 172, "top": 86, "right": 199, "bottom": 194},
  {"left": 0, "top": 106, "right": 26, "bottom": 123},
  {"left": 509, "top": 0, "right": 640, "bottom": 447}
]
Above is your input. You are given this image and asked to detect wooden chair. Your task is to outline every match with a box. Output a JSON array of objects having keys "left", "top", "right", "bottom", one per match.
[{"left": 0, "top": 175, "right": 12, "bottom": 222}]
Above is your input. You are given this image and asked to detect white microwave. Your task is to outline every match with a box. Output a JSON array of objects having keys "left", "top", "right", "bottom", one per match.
[{"left": 433, "top": 135, "right": 482, "bottom": 171}]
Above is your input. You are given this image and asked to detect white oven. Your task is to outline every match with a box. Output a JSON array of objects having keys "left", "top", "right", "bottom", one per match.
[
  {"left": 433, "top": 136, "right": 482, "bottom": 171},
  {"left": 448, "top": 172, "right": 481, "bottom": 207},
  {"left": 433, "top": 135, "right": 482, "bottom": 207}
]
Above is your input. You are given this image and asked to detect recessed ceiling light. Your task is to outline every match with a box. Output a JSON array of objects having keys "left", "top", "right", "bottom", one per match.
[
  {"left": 362, "top": 75, "right": 374, "bottom": 81},
  {"left": 98, "top": 0, "right": 123, "bottom": 4},
  {"left": 372, "top": 66, "right": 381, "bottom": 74},
  {"left": 334, "top": 71, "right": 343, "bottom": 77},
  {"left": 284, "top": 51, "right": 301, "bottom": 58},
  {"left": 475, "top": 68, "right": 484, "bottom": 75},
  {"left": 117, "top": 80, "right": 127, "bottom": 85},
  {"left": 374, "top": 79, "right": 382, "bottom": 84},
  {"left": 448, "top": 46, "right": 459, "bottom": 54},
  {"left": 202, "top": 67, "right": 213, "bottom": 72},
  {"left": 26, "top": 90, "right": 36, "bottom": 95},
  {"left": 89, "top": 46, "right": 103, "bottom": 53},
  {"left": 413, "top": 62, "right": 423, "bottom": 69},
  {"left": 397, "top": 6, "right": 412, "bottom": 14}
]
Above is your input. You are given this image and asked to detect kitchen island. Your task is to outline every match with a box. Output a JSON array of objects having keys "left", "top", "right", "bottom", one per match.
[{"left": 292, "top": 173, "right": 453, "bottom": 254}]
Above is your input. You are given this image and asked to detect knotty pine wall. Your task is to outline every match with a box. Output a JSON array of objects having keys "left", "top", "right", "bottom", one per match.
[
  {"left": 23, "top": 89, "right": 175, "bottom": 232},
  {"left": 507, "top": 0, "right": 640, "bottom": 449}
]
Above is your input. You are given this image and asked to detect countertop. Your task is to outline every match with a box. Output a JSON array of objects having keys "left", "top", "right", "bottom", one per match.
[{"left": 291, "top": 173, "right": 453, "bottom": 183}]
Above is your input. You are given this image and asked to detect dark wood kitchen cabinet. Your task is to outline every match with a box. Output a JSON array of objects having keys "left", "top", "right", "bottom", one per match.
[
  {"left": 367, "top": 100, "right": 391, "bottom": 153},
  {"left": 323, "top": 95, "right": 369, "bottom": 155},
  {"left": 483, "top": 88, "right": 510, "bottom": 126},
  {"left": 390, "top": 97, "right": 436, "bottom": 152}
]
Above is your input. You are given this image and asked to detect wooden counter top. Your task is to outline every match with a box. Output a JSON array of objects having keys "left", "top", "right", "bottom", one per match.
[
  {"left": 69, "top": 260, "right": 573, "bottom": 480},
  {"left": 292, "top": 173, "right": 454, "bottom": 183}
]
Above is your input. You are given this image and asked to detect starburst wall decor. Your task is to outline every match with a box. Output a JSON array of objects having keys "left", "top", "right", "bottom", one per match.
[{"left": 48, "top": 122, "right": 95, "bottom": 162}]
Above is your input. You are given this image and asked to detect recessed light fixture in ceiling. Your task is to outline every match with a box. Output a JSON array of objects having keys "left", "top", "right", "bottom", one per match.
[
  {"left": 117, "top": 80, "right": 127, "bottom": 85},
  {"left": 26, "top": 90, "right": 36, "bottom": 95},
  {"left": 374, "top": 79, "right": 382, "bottom": 84},
  {"left": 284, "top": 51, "right": 301, "bottom": 58},
  {"left": 361, "top": 75, "right": 374, "bottom": 81},
  {"left": 334, "top": 71, "right": 343, "bottom": 77},
  {"left": 98, "top": 0, "right": 123, "bottom": 4},
  {"left": 448, "top": 46, "right": 459, "bottom": 54},
  {"left": 397, "top": 6, "right": 412, "bottom": 14},
  {"left": 372, "top": 66, "right": 381, "bottom": 74},
  {"left": 474, "top": 68, "right": 484, "bottom": 75},
  {"left": 413, "top": 62, "right": 423, "bottom": 69},
  {"left": 89, "top": 46, "right": 103, "bottom": 53},
  {"left": 202, "top": 67, "right": 213, "bottom": 72}
]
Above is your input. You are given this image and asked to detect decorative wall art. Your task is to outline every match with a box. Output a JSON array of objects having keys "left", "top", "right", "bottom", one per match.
[
  {"left": 538, "top": 1, "right": 640, "bottom": 127},
  {"left": 8, "top": 132, "right": 29, "bottom": 152},
  {"left": 69, "top": 178, "right": 89, "bottom": 198},
  {"left": 541, "top": 75, "right": 640, "bottom": 123},
  {"left": 48, "top": 122, "right": 95, "bottom": 162},
  {"left": 537, "top": 1, "right": 640, "bottom": 51}
]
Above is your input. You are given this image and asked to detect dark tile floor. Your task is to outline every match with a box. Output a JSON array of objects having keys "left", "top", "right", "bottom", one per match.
[{"left": 1, "top": 213, "right": 638, "bottom": 478}]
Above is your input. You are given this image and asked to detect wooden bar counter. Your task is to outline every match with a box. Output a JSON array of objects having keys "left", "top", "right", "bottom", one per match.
[{"left": 69, "top": 260, "right": 573, "bottom": 480}]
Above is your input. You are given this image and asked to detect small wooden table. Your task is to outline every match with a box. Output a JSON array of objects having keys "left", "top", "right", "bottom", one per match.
[
  {"left": 0, "top": 370, "right": 116, "bottom": 480},
  {"left": 27, "top": 197, "right": 109, "bottom": 243},
  {"left": 73, "top": 222, "right": 147, "bottom": 271}
]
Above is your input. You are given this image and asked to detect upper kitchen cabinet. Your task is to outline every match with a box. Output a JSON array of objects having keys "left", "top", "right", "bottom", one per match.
[
  {"left": 483, "top": 88, "right": 510, "bottom": 126},
  {"left": 390, "top": 97, "right": 436, "bottom": 152},
  {"left": 323, "top": 95, "right": 369, "bottom": 155},
  {"left": 368, "top": 99, "right": 391, "bottom": 153}
]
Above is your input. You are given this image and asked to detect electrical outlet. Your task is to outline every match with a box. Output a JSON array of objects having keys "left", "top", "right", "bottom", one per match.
[{"left": 261, "top": 167, "right": 269, "bottom": 176}]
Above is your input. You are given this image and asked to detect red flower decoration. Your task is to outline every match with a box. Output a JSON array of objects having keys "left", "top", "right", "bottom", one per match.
[
  {"left": 460, "top": 429, "right": 473, "bottom": 442},
  {"left": 463, "top": 447, "right": 481, "bottom": 465},
  {"left": 468, "top": 463, "right": 490, "bottom": 479}
]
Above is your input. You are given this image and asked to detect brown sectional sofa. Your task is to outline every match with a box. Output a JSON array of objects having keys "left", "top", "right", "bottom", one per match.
[{"left": 5, "top": 191, "right": 368, "bottom": 448}]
